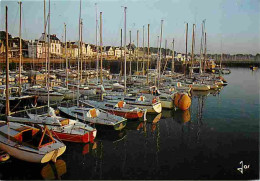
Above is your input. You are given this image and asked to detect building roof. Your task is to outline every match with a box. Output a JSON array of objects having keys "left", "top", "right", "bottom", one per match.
[{"left": 39, "top": 33, "right": 60, "bottom": 42}]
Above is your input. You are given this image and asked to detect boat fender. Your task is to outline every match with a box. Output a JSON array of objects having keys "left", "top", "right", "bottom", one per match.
[{"left": 0, "top": 153, "right": 10, "bottom": 162}]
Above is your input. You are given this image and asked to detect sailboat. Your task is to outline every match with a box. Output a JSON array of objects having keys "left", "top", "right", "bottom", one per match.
[
  {"left": 0, "top": 5, "right": 66, "bottom": 163},
  {"left": 80, "top": 99, "right": 144, "bottom": 120},
  {"left": 58, "top": 106, "right": 127, "bottom": 131},
  {"left": 103, "top": 94, "right": 162, "bottom": 113}
]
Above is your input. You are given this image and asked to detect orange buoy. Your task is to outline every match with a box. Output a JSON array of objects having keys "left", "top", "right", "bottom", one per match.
[{"left": 174, "top": 93, "right": 191, "bottom": 111}]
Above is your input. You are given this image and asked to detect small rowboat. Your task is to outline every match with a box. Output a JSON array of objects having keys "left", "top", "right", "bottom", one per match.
[
  {"left": 80, "top": 100, "right": 144, "bottom": 120},
  {"left": 0, "top": 121, "right": 66, "bottom": 163}
]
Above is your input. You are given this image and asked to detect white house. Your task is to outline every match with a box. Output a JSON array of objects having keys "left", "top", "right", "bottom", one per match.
[
  {"left": 115, "top": 47, "right": 124, "bottom": 58},
  {"left": 105, "top": 46, "right": 114, "bottom": 56},
  {"left": 28, "top": 40, "right": 47, "bottom": 58},
  {"left": 39, "top": 33, "right": 61, "bottom": 57}
]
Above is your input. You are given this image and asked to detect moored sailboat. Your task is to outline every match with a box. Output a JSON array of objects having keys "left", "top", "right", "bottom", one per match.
[{"left": 80, "top": 99, "right": 145, "bottom": 120}]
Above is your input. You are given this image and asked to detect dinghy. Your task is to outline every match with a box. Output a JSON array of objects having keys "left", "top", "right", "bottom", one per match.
[{"left": 0, "top": 121, "right": 66, "bottom": 163}]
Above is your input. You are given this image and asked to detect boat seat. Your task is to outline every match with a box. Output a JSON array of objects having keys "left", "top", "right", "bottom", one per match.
[
  {"left": 60, "top": 119, "right": 69, "bottom": 126},
  {"left": 87, "top": 108, "right": 100, "bottom": 118},
  {"left": 115, "top": 101, "right": 125, "bottom": 108}
]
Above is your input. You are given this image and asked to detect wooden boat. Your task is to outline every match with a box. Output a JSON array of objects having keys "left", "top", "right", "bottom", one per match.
[
  {"left": 0, "top": 121, "right": 66, "bottom": 163},
  {"left": 80, "top": 100, "right": 144, "bottom": 120},
  {"left": 24, "top": 86, "right": 64, "bottom": 103},
  {"left": 104, "top": 95, "right": 162, "bottom": 113},
  {"left": 58, "top": 106, "right": 127, "bottom": 131},
  {"left": 9, "top": 107, "right": 97, "bottom": 143}
]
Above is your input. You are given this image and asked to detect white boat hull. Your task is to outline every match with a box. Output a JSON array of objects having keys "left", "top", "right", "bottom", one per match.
[
  {"left": 134, "top": 102, "right": 162, "bottom": 113},
  {"left": 0, "top": 140, "right": 66, "bottom": 163},
  {"left": 161, "top": 100, "right": 174, "bottom": 109}
]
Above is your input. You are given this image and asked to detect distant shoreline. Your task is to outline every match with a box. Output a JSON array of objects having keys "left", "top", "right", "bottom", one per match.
[{"left": 215, "top": 60, "right": 260, "bottom": 67}]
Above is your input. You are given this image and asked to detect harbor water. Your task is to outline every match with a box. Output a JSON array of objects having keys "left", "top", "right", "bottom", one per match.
[{"left": 0, "top": 67, "right": 259, "bottom": 180}]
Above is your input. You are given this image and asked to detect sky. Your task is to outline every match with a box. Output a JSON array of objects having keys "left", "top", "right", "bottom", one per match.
[{"left": 0, "top": 0, "right": 259, "bottom": 55}]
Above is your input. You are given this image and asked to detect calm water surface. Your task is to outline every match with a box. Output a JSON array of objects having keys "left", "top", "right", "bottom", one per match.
[{"left": 0, "top": 68, "right": 259, "bottom": 180}]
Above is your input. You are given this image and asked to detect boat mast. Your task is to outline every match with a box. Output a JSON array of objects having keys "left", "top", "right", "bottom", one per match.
[
  {"left": 95, "top": 3, "right": 99, "bottom": 84},
  {"left": 65, "top": 23, "right": 68, "bottom": 89},
  {"left": 124, "top": 7, "right": 127, "bottom": 94},
  {"left": 158, "top": 20, "right": 163, "bottom": 88},
  {"left": 171, "top": 38, "right": 174, "bottom": 73},
  {"left": 129, "top": 30, "right": 132, "bottom": 76},
  {"left": 44, "top": 0, "right": 48, "bottom": 87},
  {"left": 199, "top": 20, "right": 205, "bottom": 75},
  {"left": 47, "top": 0, "right": 50, "bottom": 108},
  {"left": 77, "top": 0, "right": 81, "bottom": 107},
  {"left": 146, "top": 24, "right": 150, "bottom": 84},
  {"left": 203, "top": 32, "right": 207, "bottom": 72},
  {"left": 220, "top": 53, "right": 223, "bottom": 70},
  {"left": 5, "top": 6, "right": 10, "bottom": 117},
  {"left": 120, "top": 28, "right": 123, "bottom": 78},
  {"left": 100, "top": 12, "right": 103, "bottom": 85},
  {"left": 80, "top": 19, "right": 83, "bottom": 81},
  {"left": 18, "top": 1, "right": 22, "bottom": 96},
  {"left": 136, "top": 30, "right": 139, "bottom": 74},
  {"left": 220, "top": 38, "right": 223, "bottom": 70},
  {"left": 155, "top": 35, "right": 159, "bottom": 85},
  {"left": 142, "top": 25, "right": 145, "bottom": 76},
  {"left": 185, "top": 23, "right": 188, "bottom": 76},
  {"left": 190, "top": 24, "right": 195, "bottom": 78}
]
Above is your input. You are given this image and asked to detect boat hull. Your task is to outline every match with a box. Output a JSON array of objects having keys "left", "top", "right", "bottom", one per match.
[
  {"left": 161, "top": 100, "right": 174, "bottom": 109},
  {"left": 106, "top": 110, "right": 143, "bottom": 120},
  {"left": 191, "top": 85, "right": 210, "bottom": 91},
  {"left": 131, "top": 102, "right": 162, "bottom": 113},
  {"left": 52, "top": 131, "right": 95, "bottom": 143},
  {"left": 37, "top": 94, "right": 64, "bottom": 103},
  {"left": 0, "top": 138, "right": 66, "bottom": 163}
]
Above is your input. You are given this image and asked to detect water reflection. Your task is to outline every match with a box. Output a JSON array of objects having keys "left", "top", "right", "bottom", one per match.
[
  {"left": 96, "top": 129, "right": 127, "bottom": 143},
  {"left": 41, "top": 159, "right": 67, "bottom": 180},
  {"left": 174, "top": 109, "right": 191, "bottom": 124}
]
